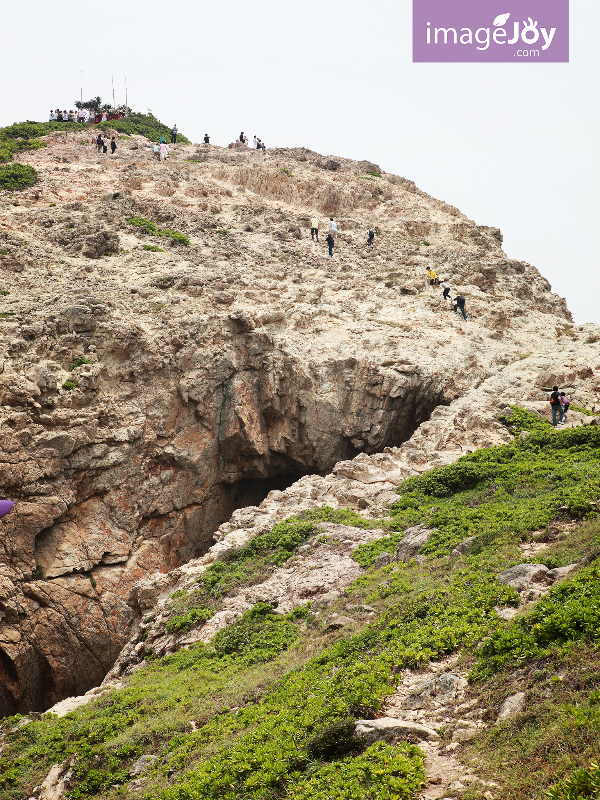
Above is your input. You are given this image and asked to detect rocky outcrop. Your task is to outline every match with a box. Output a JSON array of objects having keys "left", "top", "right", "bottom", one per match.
[{"left": 0, "top": 130, "right": 599, "bottom": 715}]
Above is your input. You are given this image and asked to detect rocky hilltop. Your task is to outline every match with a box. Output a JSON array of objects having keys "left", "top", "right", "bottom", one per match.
[{"left": 0, "top": 126, "right": 599, "bottom": 719}]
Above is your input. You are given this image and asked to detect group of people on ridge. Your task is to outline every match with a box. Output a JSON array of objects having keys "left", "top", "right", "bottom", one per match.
[
  {"left": 239, "top": 132, "right": 266, "bottom": 150},
  {"left": 95, "top": 134, "right": 117, "bottom": 154}
]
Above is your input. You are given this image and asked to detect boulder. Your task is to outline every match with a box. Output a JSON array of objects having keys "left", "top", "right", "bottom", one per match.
[
  {"left": 395, "top": 526, "right": 434, "bottom": 562},
  {"left": 451, "top": 536, "right": 476, "bottom": 557},
  {"left": 355, "top": 717, "right": 439, "bottom": 744},
  {"left": 496, "top": 691, "right": 525, "bottom": 723},
  {"left": 129, "top": 754, "right": 158, "bottom": 778},
  {"left": 497, "top": 564, "right": 549, "bottom": 590}
]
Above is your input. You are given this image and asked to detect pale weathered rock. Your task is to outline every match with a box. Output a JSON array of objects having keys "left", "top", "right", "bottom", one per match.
[
  {"left": 395, "top": 526, "right": 435, "bottom": 562},
  {"left": 38, "top": 759, "right": 74, "bottom": 800},
  {"left": 497, "top": 564, "right": 549, "bottom": 590},
  {"left": 0, "top": 129, "right": 598, "bottom": 715},
  {"left": 129, "top": 754, "right": 158, "bottom": 777},
  {"left": 496, "top": 691, "right": 526, "bottom": 723},
  {"left": 451, "top": 537, "right": 476, "bottom": 557},
  {"left": 355, "top": 717, "right": 439, "bottom": 744}
]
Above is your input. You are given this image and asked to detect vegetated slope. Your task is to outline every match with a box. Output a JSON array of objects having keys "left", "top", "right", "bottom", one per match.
[
  {"left": 1, "top": 125, "right": 599, "bottom": 719},
  {"left": 2, "top": 410, "right": 600, "bottom": 800}
]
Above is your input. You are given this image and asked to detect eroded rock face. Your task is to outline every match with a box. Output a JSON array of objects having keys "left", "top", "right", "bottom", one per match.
[{"left": 0, "top": 131, "right": 599, "bottom": 714}]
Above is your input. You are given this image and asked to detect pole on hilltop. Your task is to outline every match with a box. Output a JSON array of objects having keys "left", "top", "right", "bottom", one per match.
[
  {"left": 125, "top": 77, "right": 128, "bottom": 113},
  {"left": 80, "top": 70, "right": 83, "bottom": 104},
  {"left": 112, "top": 75, "right": 115, "bottom": 111}
]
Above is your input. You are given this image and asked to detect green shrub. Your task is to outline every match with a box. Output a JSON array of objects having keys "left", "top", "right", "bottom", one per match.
[
  {"left": 61, "top": 381, "right": 76, "bottom": 391},
  {"left": 545, "top": 762, "right": 600, "bottom": 799},
  {"left": 166, "top": 607, "right": 213, "bottom": 634},
  {"left": 286, "top": 742, "right": 425, "bottom": 800},
  {"left": 127, "top": 217, "right": 189, "bottom": 246},
  {"left": 69, "top": 356, "right": 93, "bottom": 371},
  {"left": 0, "top": 163, "right": 38, "bottom": 191},
  {"left": 93, "top": 113, "right": 190, "bottom": 144},
  {"left": 141, "top": 244, "right": 165, "bottom": 252}
]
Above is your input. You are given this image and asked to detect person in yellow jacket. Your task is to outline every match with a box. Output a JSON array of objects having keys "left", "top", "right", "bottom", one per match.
[
  {"left": 310, "top": 215, "right": 319, "bottom": 242},
  {"left": 426, "top": 268, "right": 439, "bottom": 287}
]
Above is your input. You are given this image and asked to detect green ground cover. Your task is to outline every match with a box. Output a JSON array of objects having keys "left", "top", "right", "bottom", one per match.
[{"left": 1, "top": 408, "right": 600, "bottom": 800}]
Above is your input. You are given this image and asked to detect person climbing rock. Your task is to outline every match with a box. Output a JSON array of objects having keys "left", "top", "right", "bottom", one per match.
[
  {"left": 329, "top": 218, "right": 338, "bottom": 238},
  {"left": 426, "top": 267, "right": 439, "bottom": 287},
  {"left": 154, "top": 142, "right": 160, "bottom": 159},
  {"left": 453, "top": 294, "right": 467, "bottom": 320},
  {"left": 326, "top": 232, "right": 335, "bottom": 257},
  {"left": 560, "top": 392, "right": 571, "bottom": 421},
  {"left": 204, "top": 133, "right": 210, "bottom": 143},
  {"left": 110, "top": 136, "right": 117, "bottom": 154},
  {"left": 440, "top": 280, "right": 452, "bottom": 301},
  {"left": 550, "top": 385, "right": 564, "bottom": 427},
  {"left": 310, "top": 215, "right": 319, "bottom": 241},
  {"left": 171, "top": 125, "right": 178, "bottom": 144},
  {"left": 96, "top": 133, "right": 104, "bottom": 153},
  {"left": 367, "top": 228, "right": 375, "bottom": 247}
]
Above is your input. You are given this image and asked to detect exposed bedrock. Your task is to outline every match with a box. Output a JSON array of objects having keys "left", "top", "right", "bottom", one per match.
[{"left": 0, "top": 332, "right": 446, "bottom": 715}]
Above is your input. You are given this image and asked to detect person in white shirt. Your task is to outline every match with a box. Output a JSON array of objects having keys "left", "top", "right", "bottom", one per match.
[
  {"left": 77, "top": 107, "right": 86, "bottom": 123},
  {"left": 49, "top": 110, "right": 55, "bottom": 121},
  {"left": 252, "top": 136, "right": 259, "bottom": 149},
  {"left": 159, "top": 141, "right": 169, "bottom": 161},
  {"left": 440, "top": 281, "right": 452, "bottom": 302},
  {"left": 329, "top": 218, "right": 338, "bottom": 237}
]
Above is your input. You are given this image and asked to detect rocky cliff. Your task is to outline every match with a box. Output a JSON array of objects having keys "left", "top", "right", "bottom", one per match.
[{"left": 0, "top": 127, "right": 598, "bottom": 716}]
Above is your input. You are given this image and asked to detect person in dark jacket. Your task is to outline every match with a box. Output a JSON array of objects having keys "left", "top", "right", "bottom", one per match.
[
  {"left": 204, "top": 133, "right": 210, "bottom": 143},
  {"left": 110, "top": 136, "right": 117, "bottom": 154},
  {"left": 550, "top": 385, "right": 564, "bottom": 427},
  {"left": 171, "top": 125, "right": 178, "bottom": 143},
  {"left": 453, "top": 295, "right": 467, "bottom": 320},
  {"left": 367, "top": 228, "right": 375, "bottom": 247},
  {"left": 96, "top": 134, "right": 104, "bottom": 153},
  {"left": 326, "top": 233, "right": 335, "bottom": 257}
]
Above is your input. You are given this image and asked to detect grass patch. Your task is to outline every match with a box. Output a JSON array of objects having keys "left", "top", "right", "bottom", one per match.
[
  {"left": 70, "top": 356, "right": 93, "bottom": 371},
  {"left": 280, "top": 168, "right": 293, "bottom": 177},
  {"left": 141, "top": 244, "right": 166, "bottom": 252},
  {"left": 61, "top": 380, "right": 76, "bottom": 390}
]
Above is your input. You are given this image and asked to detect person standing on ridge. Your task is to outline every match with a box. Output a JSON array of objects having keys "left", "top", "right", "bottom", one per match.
[
  {"left": 110, "top": 136, "right": 117, "bottom": 154},
  {"left": 96, "top": 133, "right": 104, "bottom": 153},
  {"left": 171, "top": 125, "right": 178, "bottom": 143},
  {"left": 549, "top": 385, "right": 564, "bottom": 427},
  {"left": 329, "top": 218, "right": 338, "bottom": 238},
  {"left": 367, "top": 228, "right": 375, "bottom": 247},
  {"left": 326, "top": 232, "right": 335, "bottom": 257},
  {"left": 453, "top": 294, "right": 467, "bottom": 320},
  {"left": 440, "top": 279, "right": 452, "bottom": 302},
  {"left": 204, "top": 133, "right": 210, "bottom": 143},
  {"left": 240, "top": 132, "right": 245, "bottom": 143},
  {"left": 310, "top": 215, "right": 319, "bottom": 241}
]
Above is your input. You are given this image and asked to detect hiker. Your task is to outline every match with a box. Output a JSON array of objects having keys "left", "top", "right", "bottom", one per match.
[
  {"left": 96, "top": 133, "right": 104, "bottom": 153},
  {"left": 68, "top": 110, "right": 75, "bottom": 121},
  {"left": 77, "top": 107, "right": 86, "bottom": 123},
  {"left": 239, "top": 131, "right": 245, "bottom": 144},
  {"left": 110, "top": 136, "right": 117, "bottom": 154},
  {"left": 154, "top": 143, "right": 160, "bottom": 159},
  {"left": 453, "top": 295, "right": 467, "bottom": 320},
  {"left": 367, "top": 228, "right": 375, "bottom": 247},
  {"left": 49, "top": 110, "right": 56, "bottom": 121},
  {"left": 560, "top": 392, "right": 571, "bottom": 421},
  {"left": 426, "top": 267, "right": 439, "bottom": 287},
  {"left": 329, "top": 218, "right": 338, "bottom": 238},
  {"left": 204, "top": 133, "right": 210, "bottom": 143},
  {"left": 88, "top": 111, "right": 96, "bottom": 129},
  {"left": 101, "top": 110, "right": 108, "bottom": 122},
  {"left": 171, "top": 125, "right": 178, "bottom": 143},
  {"left": 326, "top": 232, "right": 335, "bottom": 257},
  {"left": 550, "top": 385, "right": 565, "bottom": 427},
  {"left": 160, "top": 136, "right": 166, "bottom": 144},
  {"left": 160, "top": 141, "right": 169, "bottom": 161},
  {"left": 252, "top": 135, "right": 258, "bottom": 149},
  {"left": 310, "top": 215, "right": 319, "bottom": 241},
  {"left": 440, "top": 280, "right": 452, "bottom": 301}
]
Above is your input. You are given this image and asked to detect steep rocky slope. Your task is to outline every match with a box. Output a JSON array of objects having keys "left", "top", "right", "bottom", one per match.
[{"left": 0, "top": 127, "right": 599, "bottom": 717}]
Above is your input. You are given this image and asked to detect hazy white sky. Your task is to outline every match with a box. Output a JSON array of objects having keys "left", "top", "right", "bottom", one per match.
[{"left": 2, "top": 0, "right": 598, "bottom": 323}]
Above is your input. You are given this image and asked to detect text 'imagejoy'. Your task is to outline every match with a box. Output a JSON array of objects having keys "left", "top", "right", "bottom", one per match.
[{"left": 413, "top": 0, "right": 569, "bottom": 62}]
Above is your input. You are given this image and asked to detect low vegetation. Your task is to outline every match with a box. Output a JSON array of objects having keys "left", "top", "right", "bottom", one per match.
[
  {"left": 127, "top": 217, "right": 190, "bottom": 246},
  {"left": 1, "top": 409, "right": 599, "bottom": 800},
  {"left": 0, "top": 163, "right": 38, "bottom": 191}
]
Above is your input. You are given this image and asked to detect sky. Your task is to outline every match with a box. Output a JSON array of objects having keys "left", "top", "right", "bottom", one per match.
[{"left": 2, "top": 0, "right": 598, "bottom": 323}]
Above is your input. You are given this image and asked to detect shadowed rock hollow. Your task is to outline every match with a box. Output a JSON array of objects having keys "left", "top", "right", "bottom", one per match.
[{"left": 1, "top": 128, "right": 598, "bottom": 715}]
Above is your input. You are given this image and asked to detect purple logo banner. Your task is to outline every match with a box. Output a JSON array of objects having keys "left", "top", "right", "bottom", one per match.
[{"left": 413, "top": 0, "right": 569, "bottom": 62}]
